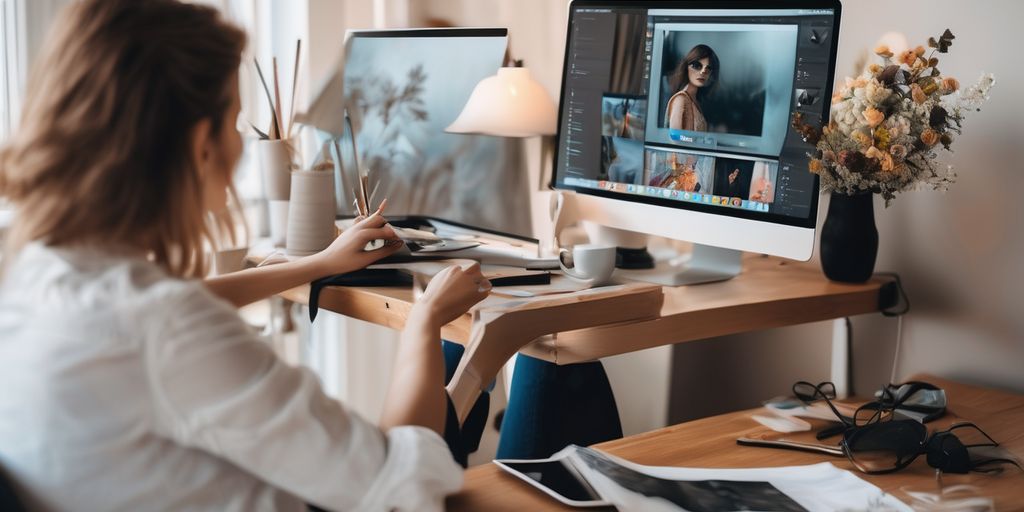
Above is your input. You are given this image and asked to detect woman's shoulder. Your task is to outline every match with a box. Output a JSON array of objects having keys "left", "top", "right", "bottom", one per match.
[
  {"left": 667, "top": 90, "right": 693, "bottom": 108},
  {"left": 1, "top": 243, "right": 216, "bottom": 324}
]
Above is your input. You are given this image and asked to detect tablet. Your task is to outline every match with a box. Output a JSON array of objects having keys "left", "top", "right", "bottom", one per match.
[{"left": 494, "top": 454, "right": 612, "bottom": 508}]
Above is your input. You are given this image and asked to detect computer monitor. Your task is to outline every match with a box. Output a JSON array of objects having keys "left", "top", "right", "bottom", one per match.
[
  {"left": 323, "top": 28, "right": 533, "bottom": 236},
  {"left": 552, "top": 0, "right": 841, "bottom": 284}
]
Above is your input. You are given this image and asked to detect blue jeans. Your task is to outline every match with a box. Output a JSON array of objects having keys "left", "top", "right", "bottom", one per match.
[
  {"left": 496, "top": 353, "right": 622, "bottom": 459},
  {"left": 440, "top": 342, "right": 623, "bottom": 462}
]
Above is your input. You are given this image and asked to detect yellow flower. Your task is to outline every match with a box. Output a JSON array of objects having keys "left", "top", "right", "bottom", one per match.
[
  {"left": 921, "top": 129, "right": 940, "bottom": 146},
  {"left": 941, "top": 77, "right": 960, "bottom": 93},
  {"left": 809, "top": 158, "right": 824, "bottom": 174},
  {"left": 873, "top": 126, "right": 891, "bottom": 150},
  {"left": 863, "top": 107, "right": 885, "bottom": 127},
  {"left": 911, "top": 84, "right": 927, "bottom": 104},
  {"left": 874, "top": 45, "right": 894, "bottom": 58}
]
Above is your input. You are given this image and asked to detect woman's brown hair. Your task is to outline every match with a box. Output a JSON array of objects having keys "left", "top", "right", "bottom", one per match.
[
  {"left": 0, "top": 0, "right": 246, "bottom": 277},
  {"left": 669, "top": 44, "right": 720, "bottom": 103}
]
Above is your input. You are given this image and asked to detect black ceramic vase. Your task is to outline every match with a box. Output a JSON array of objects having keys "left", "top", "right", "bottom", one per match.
[{"left": 820, "top": 192, "right": 878, "bottom": 283}]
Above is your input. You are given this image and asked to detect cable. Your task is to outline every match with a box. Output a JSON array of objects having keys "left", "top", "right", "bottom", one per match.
[
  {"left": 874, "top": 272, "right": 910, "bottom": 383},
  {"left": 845, "top": 317, "right": 854, "bottom": 395}
]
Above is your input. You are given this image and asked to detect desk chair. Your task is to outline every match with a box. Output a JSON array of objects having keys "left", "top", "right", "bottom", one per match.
[{"left": 0, "top": 465, "right": 26, "bottom": 512}]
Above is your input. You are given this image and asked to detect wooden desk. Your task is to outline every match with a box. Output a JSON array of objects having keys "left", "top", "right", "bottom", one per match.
[
  {"left": 278, "top": 255, "right": 887, "bottom": 358},
  {"left": 270, "top": 254, "right": 890, "bottom": 421},
  {"left": 447, "top": 375, "right": 1024, "bottom": 511}
]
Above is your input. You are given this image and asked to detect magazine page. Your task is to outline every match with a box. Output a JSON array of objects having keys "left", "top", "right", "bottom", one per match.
[{"left": 563, "top": 445, "right": 911, "bottom": 512}]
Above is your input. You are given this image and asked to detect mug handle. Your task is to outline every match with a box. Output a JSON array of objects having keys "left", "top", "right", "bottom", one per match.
[{"left": 558, "top": 248, "right": 596, "bottom": 285}]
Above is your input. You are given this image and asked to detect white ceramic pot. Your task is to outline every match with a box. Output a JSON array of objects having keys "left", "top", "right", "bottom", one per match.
[
  {"left": 286, "top": 170, "right": 336, "bottom": 256},
  {"left": 258, "top": 139, "right": 293, "bottom": 201}
]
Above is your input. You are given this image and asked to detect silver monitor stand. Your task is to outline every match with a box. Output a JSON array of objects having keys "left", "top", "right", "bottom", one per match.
[{"left": 584, "top": 222, "right": 742, "bottom": 286}]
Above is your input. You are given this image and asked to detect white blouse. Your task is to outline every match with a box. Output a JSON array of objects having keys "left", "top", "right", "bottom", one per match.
[{"left": 0, "top": 243, "right": 462, "bottom": 511}]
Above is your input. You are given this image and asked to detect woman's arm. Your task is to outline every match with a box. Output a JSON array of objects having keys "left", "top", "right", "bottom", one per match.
[
  {"left": 379, "top": 264, "right": 491, "bottom": 435},
  {"left": 204, "top": 210, "right": 402, "bottom": 308},
  {"left": 667, "top": 93, "right": 689, "bottom": 130}
]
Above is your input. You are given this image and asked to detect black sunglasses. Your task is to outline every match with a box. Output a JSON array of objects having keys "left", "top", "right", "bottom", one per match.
[{"left": 687, "top": 60, "right": 714, "bottom": 73}]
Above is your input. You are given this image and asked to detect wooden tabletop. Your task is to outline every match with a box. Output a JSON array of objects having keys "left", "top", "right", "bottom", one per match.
[
  {"left": 447, "top": 375, "right": 1024, "bottom": 511},
  {"left": 275, "top": 254, "right": 889, "bottom": 364}
]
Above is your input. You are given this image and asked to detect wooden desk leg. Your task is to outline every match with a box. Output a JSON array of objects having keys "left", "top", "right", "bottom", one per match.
[{"left": 446, "top": 315, "right": 539, "bottom": 425}]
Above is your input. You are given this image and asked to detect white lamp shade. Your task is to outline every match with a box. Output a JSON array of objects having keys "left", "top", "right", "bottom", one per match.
[{"left": 446, "top": 67, "right": 557, "bottom": 137}]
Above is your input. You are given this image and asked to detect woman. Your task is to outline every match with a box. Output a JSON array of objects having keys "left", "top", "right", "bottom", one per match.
[
  {"left": 665, "top": 44, "right": 720, "bottom": 132},
  {"left": 0, "top": 1, "right": 488, "bottom": 510}
]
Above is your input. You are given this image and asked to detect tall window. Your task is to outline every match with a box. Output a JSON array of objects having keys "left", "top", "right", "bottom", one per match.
[{"left": 0, "top": 0, "right": 24, "bottom": 144}]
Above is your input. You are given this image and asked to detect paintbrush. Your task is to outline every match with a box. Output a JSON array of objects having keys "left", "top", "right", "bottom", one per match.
[
  {"left": 253, "top": 58, "right": 280, "bottom": 139},
  {"left": 272, "top": 57, "right": 284, "bottom": 141},
  {"left": 343, "top": 110, "right": 371, "bottom": 217},
  {"left": 287, "top": 40, "right": 302, "bottom": 139}
]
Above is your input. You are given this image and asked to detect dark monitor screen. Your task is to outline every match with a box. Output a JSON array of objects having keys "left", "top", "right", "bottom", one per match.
[{"left": 552, "top": 1, "right": 841, "bottom": 229}]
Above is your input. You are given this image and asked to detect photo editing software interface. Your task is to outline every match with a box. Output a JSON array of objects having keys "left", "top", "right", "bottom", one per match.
[{"left": 555, "top": 6, "right": 837, "bottom": 224}]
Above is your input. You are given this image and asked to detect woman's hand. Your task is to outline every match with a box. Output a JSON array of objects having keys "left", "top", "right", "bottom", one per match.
[
  {"left": 308, "top": 205, "right": 404, "bottom": 277},
  {"left": 409, "top": 264, "right": 491, "bottom": 329}
]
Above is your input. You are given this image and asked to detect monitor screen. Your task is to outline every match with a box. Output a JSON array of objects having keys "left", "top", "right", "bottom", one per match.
[
  {"left": 552, "top": 2, "right": 840, "bottom": 228},
  {"left": 326, "top": 29, "right": 532, "bottom": 236}
]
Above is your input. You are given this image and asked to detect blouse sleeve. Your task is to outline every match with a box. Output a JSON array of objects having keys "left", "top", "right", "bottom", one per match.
[{"left": 141, "top": 281, "right": 462, "bottom": 511}]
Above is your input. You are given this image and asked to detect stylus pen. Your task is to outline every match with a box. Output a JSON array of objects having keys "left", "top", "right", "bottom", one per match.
[{"left": 736, "top": 437, "right": 844, "bottom": 457}]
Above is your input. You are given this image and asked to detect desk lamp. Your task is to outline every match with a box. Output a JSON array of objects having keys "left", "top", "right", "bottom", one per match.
[
  {"left": 446, "top": 63, "right": 557, "bottom": 137},
  {"left": 446, "top": 62, "right": 560, "bottom": 253}
]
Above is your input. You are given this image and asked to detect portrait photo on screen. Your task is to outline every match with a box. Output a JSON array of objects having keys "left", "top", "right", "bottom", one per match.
[
  {"left": 600, "top": 136, "right": 644, "bottom": 185},
  {"left": 644, "top": 23, "right": 798, "bottom": 157},
  {"left": 712, "top": 157, "right": 753, "bottom": 200},
  {"left": 749, "top": 160, "right": 778, "bottom": 203},
  {"left": 645, "top": 148, "right": 714, "bottom": 192},
  {"left": 601, "top": 94, "right": 647, "bottom": 141}
]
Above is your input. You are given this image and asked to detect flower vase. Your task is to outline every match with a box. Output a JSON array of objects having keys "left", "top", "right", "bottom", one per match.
[{"left": 820, "top": 192, "right": 878, "bottom": 283}]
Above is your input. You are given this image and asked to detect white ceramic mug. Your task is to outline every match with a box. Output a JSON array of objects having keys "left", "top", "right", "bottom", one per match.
[{"left": 558, "top": 244, "right": 616, "bottom": 285}]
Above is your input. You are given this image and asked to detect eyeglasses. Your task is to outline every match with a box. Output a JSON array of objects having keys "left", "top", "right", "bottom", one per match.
[
  {"left": 792, "top": 380, "right": 947, "bottom": 440},
  {"left": 687, "top": 60, "right": 714, "bottom": 74},
  {"left": 842, "top": 420, "right": 1021, "bottom": 475}
]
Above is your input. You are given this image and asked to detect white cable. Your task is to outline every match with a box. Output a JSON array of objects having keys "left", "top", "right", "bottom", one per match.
[{"left": 889, "top": 315, "right": 904, "bottom": 384}]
